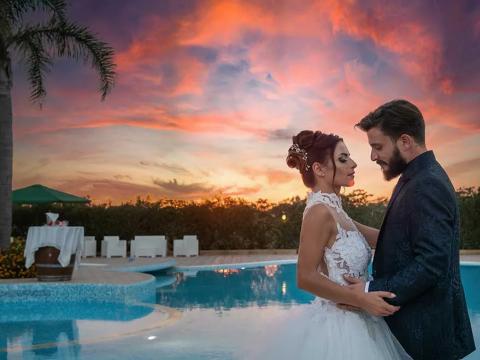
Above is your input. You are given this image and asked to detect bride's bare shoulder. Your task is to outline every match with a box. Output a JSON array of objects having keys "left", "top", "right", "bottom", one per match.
[{"left": 303, "top": 204, "right": 336, "bottom": 230}]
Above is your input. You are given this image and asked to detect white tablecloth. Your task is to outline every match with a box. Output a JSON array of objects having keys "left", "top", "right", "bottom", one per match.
[{"left": 24, "top": 226, "right": 84, "bottom": 268}]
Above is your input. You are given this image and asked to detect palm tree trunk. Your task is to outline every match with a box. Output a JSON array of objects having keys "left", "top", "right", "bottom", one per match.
[{"left": 0, "top": 52, "right": 13, "bottom": 250}]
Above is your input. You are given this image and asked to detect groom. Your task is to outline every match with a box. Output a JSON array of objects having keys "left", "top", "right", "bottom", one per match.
[{"left": 346, "top": 99, "right": 475, "bottom": 359}]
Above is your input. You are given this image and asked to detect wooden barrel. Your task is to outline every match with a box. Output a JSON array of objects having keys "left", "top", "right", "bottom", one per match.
[{"left": 34, "top": 246, "right": 76, "bottom": 282}]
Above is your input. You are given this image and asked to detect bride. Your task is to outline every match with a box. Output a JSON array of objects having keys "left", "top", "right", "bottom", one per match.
[{"left": 264, "top": 130, "right": 411, "bottom": 359}]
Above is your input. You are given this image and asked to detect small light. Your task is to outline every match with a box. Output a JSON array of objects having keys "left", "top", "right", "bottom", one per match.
[
  {"left": 281, "top": 214, "right": 287, "bottom": 221},
  {"left": 147, "top": 336, "right": 157, "bottom": 341},
  {"left": 282, "top": 282, "right": 287, "bottom": 295}
]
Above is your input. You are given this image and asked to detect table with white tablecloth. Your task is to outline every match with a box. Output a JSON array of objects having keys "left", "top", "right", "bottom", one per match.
[{"left": 24, "top": 226, "right": 84, "bottom": 269}]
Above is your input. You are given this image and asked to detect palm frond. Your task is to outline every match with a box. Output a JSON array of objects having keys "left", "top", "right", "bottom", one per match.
[
  {"left": 10, "top": 20, "right": 116, "bottom": 101},
  {"left": 12, "top": 33, "right": 52, "bottom": 102},
  {"left": 1, "top": 0, "right": 67, "bottom": 24}
]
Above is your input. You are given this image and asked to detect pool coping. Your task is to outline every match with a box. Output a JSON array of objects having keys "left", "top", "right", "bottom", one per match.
[
  {"left": 460, "top": 261, "right": 480, "bottom": 267},
  {"left": 170, "top": 259, "right": 480, "bottom": 272},
  {"left": 106, "top": 259, "right": 176, "bottom": 272},
  {"left": 172, "top": 258, "right": 298, "bottom": 272}
]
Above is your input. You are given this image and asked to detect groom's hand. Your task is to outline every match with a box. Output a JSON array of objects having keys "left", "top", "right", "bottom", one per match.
[{"left": 343, "top": 274, "right": 400, "bottom": 317}]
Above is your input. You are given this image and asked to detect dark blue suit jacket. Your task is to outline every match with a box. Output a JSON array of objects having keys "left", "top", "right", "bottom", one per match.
[{"left": 369, "top": 151, "right": 476, "bottom": 359}]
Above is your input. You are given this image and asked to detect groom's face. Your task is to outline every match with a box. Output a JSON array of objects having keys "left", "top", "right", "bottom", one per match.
[{"left": 366, "top": 127, "right": 407, "bottom": 181}]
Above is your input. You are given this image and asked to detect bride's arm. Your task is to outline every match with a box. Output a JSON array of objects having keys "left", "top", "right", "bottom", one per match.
[
  {"left": 353, "top": 220, "right": 379, "bottom": 248},
  {"left": 297, "top": 206, "right": 397, "bottom": 316}
]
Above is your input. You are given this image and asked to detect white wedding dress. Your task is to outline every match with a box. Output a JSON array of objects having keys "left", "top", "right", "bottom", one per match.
[{"left": 250, "top": 191, "right": 412, "bottom": 360}]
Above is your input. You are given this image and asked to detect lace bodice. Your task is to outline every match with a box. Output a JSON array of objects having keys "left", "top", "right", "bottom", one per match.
[{"left": 303, "top": 191, "right": 372, "bottom": 286}]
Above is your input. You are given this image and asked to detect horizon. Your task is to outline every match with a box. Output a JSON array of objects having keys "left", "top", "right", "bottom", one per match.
[{"left": 12, "top": 0, "right": 480, "bottom": 204}]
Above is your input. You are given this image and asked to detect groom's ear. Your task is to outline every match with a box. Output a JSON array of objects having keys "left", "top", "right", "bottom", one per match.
[{"left": 397, "top": 134, "right": 414, "bottom": 151}]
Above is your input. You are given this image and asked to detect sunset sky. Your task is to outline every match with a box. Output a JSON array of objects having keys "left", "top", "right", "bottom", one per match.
[{"left": 11, "top": 0, "right": 480, "bottom": 204}]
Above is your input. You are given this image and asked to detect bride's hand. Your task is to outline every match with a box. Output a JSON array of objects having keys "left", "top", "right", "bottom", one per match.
[{"left": 357, "top": 291, "right": 400, "bottom": 317}]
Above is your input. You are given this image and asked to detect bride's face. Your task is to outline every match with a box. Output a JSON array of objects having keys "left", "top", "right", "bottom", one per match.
[{"left": 315, "top": 141, "right": 357, "bottom": 187}]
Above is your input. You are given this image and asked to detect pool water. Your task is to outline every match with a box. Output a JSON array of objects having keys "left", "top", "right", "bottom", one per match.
[{"left": 1, "top": 263, "right": 478, "bottom": 359}]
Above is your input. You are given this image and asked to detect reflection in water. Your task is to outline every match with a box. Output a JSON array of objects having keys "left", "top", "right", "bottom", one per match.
[
  {"left": 1, "top": 320, "right": 81, "bottom": 358},
  {"left": 157, "top": 264, "right": 314, "bottom": 311},
  {"left": 0, "top": 264, "right": 477, "bottom": 360},
  {"left": 31, "top": 320, "right": 81, "bottom": 357},
  {"left": 214, "top": 268, "right": 240, "bottom": 277},
  {"left": 264, "top": 265, "right": 278, "bottom": 277},
  {"left": 0, "top": 301, "right": 156, "bottom": 357}
]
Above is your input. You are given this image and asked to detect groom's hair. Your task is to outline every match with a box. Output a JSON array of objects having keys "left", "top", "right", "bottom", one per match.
[{"left": 356, "top": 99, "right": 425, "bottom": 145}]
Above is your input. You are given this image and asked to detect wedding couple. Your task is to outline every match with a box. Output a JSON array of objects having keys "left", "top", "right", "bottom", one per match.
[{"left": 285, "top": 100, "right": 476, "bottom": 359}]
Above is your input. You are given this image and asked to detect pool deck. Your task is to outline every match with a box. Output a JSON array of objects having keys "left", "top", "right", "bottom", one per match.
[
  {"left": 460, "top": 254, "right": 480, "bottom": 263},
  {"left": 81, "top": 254, "right": 298, "bottom": 270}
]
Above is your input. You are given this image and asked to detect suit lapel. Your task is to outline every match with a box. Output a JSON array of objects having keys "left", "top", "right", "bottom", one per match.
[
  {"left": 373, "top": 178, "right": 409, "bottom": 270},
  {"left": 372, "top": 151, "right": 435, "bottom": 273},
  {"left": 384, "top": 178, "right": 408, "bottom": 220}
]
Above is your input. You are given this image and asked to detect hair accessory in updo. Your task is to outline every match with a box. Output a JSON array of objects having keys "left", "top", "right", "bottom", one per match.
[{"left": 287, "top": 143, "right": 311, "bottom": 172}]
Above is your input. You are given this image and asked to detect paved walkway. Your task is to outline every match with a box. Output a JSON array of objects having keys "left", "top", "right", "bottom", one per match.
[
  {"left": 82, "top": 253, "right": 480, "bottom": 267},
  {"left": 461, "top": 255, "right": 480, "bottom": 262},
  {"left": 81, "top": 254, "right": 297, "bottom": 268}
]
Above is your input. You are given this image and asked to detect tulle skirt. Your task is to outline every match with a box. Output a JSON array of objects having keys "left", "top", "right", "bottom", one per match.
[{"left": 247, "top": 297, "right": 412, "bottom": 360}]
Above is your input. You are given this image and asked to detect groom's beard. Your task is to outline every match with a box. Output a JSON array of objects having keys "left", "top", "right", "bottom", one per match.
[{"left": 378, "top": 147, "right": 408, "bottom": 181}]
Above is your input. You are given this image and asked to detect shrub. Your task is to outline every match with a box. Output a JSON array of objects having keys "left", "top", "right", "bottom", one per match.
[
  {"left": 0, "top": 237, "right": 36, "bottom": 279},
  {"left": 9, "top": 187, "right": 480, "bottom": 251}
]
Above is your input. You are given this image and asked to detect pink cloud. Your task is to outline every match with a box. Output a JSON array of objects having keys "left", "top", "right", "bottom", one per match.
[{"left": 11, "top": 0, "right": 479, "bottom": 204}]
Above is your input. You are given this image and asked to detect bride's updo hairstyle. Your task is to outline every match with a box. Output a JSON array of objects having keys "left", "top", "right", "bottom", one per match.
[{"left": 286, "top": 130, "right": 343, "bottom": 187}]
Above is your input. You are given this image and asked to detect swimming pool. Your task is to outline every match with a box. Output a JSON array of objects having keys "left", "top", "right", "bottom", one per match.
[{"left": 1, "top": 263, "right": 478, "bottom": 359}]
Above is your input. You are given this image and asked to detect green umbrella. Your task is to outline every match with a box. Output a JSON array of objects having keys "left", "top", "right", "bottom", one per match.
[{"left": 12, "top": 184, "right": 91, "bottom": 204}]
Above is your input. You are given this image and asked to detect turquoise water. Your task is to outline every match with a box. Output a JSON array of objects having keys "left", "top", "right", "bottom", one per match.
[{"left": 1, "top": 263, "right": 478, "bottom": 359}]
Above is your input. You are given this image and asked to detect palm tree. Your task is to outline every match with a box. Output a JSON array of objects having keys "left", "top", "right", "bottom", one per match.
[{"left": 0, "top": 0, "right": 116, "bottom": 249}]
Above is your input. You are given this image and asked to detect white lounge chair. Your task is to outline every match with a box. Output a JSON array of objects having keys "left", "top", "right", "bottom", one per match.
[
  {"left": 101, "top": 236, "right": 127, "bottom": 258},
  {"left": 130, "top": 235, "right": 167, "bottom": 257},
  {"left": 82, "top": 236, "right": 97, "bottom": 257},
  {"left": 173, "top": 235, "right": 199, "bottom": 257}
]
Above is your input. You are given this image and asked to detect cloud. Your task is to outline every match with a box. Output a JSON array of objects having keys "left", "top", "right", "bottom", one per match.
[
  {"left": 54, "top": 178, "right": 162, "bottom": 204},
  {"left": 269, "top": 129, "right": 296, "bottom": 141},
  {"left": 445, "top": 158, "right": 480, "bottom": 177},
  {"left": 153, "top": 178, "right": 215, "bottom": 196},
  {"left": 113, "top": 174, "right": 133, "bottom": 180},
  {"left": 11, "top": 0, "right": 480, "bottom": 203},
  {"left": 152, "top": 178, "right": 261, "bottom": 199},
  {"left": 219, "top": 185, "right": 262, "bottom": 197},
  {"left": 139, "top": 161, "right": 192, "bottom": 176},
  {"left": 241, "top": 167, "right": 295, "bottom": 185}
]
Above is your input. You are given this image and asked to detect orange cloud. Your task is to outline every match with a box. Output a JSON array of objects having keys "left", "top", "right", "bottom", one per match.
[
  {"left": 241, "top": 167, "right": 296, "bottom": 185},
  {"left": 11, "top": 0, "right": 479, "bottom": 205}
]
